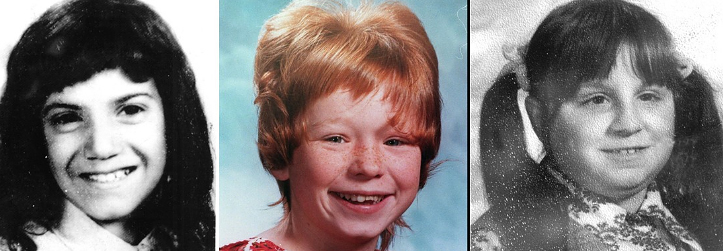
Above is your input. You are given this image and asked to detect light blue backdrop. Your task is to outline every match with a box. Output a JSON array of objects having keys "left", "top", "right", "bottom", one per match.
[{"left": 219, "top": 1, "right": 468, "bottom": 249}]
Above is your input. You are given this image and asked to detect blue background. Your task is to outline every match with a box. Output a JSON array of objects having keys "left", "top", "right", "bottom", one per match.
[{"left": 219, "top": 1, "right": 468, "bottom": 249}]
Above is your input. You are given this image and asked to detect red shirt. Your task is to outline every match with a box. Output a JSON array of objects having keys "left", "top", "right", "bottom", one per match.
[{"left": 220, "top": 237, "right": 284, "bottom": 251}]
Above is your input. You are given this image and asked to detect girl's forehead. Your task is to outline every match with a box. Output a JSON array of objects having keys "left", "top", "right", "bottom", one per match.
[
  {"left": 45, "top": 70, "right": 158, "bottom": 106},
  {"left": 303, "top": 89, "right": 391, "bottom": 121},
  {"left": 578, "top": 50, "right": 641, "bottom": 89},
  {"left": 549, "top": 46, "right": 665, "bottom": 96},
  {"left": 299, "top": 88, "right": 423, "bottom": 134}
]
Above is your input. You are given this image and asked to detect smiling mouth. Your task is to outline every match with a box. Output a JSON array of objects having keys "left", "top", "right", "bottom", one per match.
[
  {"left": 336, "top": 192, "right": 385, "bottom": 205},
  {"left": 602, "top": 147, "right": 647, "bottom": 154},
  {"left": 79, "top": 166, "right": 137, "bottom": 183}
]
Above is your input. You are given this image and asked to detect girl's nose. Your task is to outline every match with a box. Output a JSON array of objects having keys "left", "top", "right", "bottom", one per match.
[
  {"left": 350, "top": 143, "right": 384, "bottom": 178},
  {"left": 83, "top": 118, "right": 121, "bottom": 160},
  {"left": 608, "top": 102, "right": 643, "bottom": 137}
]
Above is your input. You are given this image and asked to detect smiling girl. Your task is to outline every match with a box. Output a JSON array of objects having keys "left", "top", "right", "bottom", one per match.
[
  {"left": 220, "top": 1, "right": 440, "bottom": 251},
  {"left": 473, "top": 0, "right": 723, "bottom": 250},
  {"left": 0, "top": 0, "right": 214, "bottom": 250}
]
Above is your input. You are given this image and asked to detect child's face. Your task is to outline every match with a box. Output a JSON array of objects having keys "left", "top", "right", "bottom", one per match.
[
  {"left": 274, "top": 88, "right": 421, "bottom": 243},
  {"left": 548, "top": 49, "right": 675, "bottom": 200},
  {"left": 43, "top": 69, "right": 166, "bottom": 222}
]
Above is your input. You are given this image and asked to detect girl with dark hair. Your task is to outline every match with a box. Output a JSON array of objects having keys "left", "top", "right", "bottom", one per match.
[
  {"left": 0, "top": 0, "right": 215, "bottom": 250},
  {"left": 473, "top": 0, "right": 723, "bottom": 250}
]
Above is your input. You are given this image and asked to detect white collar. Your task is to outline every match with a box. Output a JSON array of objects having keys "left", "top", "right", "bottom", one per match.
[{"left": 25, "top": 200, "right": 158, "bottom": 251}]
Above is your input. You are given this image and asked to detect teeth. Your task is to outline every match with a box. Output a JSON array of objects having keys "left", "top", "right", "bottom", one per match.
[
  {"left": 86, "top": 168, "right": 132, "bottom": 183},
  {"left": 615, "top": 148, "right": 640, "bottom": 154},
  {"left": 338, "top": 193, "right": 383, "bottom": 204}
]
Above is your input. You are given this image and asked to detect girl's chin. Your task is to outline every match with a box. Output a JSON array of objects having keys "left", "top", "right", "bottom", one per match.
[{"left": 77, "top": 202, "right": 140, "bottom": 223}]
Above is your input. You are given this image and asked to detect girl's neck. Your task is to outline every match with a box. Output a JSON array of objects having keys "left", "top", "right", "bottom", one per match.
[
  {"left": 260, "top": 214, "right": 379, "bottom": 251},
  {"left": 95, "top": 218, "right": 146, "bottom": 244},
  {"left": 612, "top": 187, "right": 648, "bottom": 213},
  {"left": 60, "top": 200, "right": 145, "bottom": 245}
]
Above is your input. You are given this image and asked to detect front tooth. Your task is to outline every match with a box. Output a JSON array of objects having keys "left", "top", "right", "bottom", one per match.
[
  {"left": 616, "top": 149, "right": 636, "bottom": 154},
  {"left": 339, "top": 193, "right": 383, "bottom": 203},
  {"left": 88, "top": 169, "right": 129, "bottom": 183}
]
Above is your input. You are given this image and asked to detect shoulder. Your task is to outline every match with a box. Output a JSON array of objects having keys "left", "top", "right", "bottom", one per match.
[
  {"left": 220, "top": 237, "right": 284, "bottom": 251},
  {"left": 470, "top": 219, "right": 503, "bottom": 251},
  {"left": 0, "top": 236, "right": 27, "bottom": 251},
  {"left": 472, "top": 199, "right": 569, "bottom": 250}
]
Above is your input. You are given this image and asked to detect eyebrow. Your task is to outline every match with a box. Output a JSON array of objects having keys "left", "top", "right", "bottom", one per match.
[
  {"left": 42, "top": 92, "right": 155, "bottom": 116},
  {"left": 114, "top": 93, "right": 154, "bottom": 106}
]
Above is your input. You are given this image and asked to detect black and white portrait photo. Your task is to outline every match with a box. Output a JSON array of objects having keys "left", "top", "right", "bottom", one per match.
[
  {"left": 471, "top": 0, "right": 723, "bottom": 250},
  {"left": 0, "top": 1, "right": 218, "bottom": 250}
]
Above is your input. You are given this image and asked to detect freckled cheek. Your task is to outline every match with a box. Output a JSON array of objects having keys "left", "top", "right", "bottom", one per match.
[
  {"left": 387, "top": 149, "right": 422, "bottom": 189},
  {"left": 294, "top": 148, "right": 349, "bottom": 183}
]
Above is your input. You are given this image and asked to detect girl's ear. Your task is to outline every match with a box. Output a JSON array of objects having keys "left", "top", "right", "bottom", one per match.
[
  {"left": 270, "top": 167, "right": 290, "bottom": 181},
  {"left": 525, "top": 96, "right": 546, "bottom": 140}
]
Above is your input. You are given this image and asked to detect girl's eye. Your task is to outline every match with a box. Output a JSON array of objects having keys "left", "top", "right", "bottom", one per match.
[
  {"left": 47, "top": 112, "right": 83, "bottom": 132},
  {"left": 118, "top": 104, "right": 147, "bottom": 124},
  {"left": 120, "top": 105, "right": 145, "bottom": 116},
  {"left": 50, "top": 112, "right": 82, "bottom": 125},
  {"left": 638, "top": 92, "right": 661, "bottom": 102},
  {"left": 384, "top": 139, "right": 403, "bottom": 146},
  {"left": 584, "top": 95, "right": 609, "bottom": 105},
  {"left": 325, "top": 136, "right": 345, "bottom": 143}
]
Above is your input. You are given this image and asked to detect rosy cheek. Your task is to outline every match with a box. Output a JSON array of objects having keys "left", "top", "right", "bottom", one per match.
[{"left": 399, "top": 151, "right": 421, "bottom": 187}]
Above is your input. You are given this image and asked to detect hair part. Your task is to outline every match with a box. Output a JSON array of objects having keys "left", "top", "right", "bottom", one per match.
[{"left": 254, "top": 1, "right": 440, "bottom": 249}]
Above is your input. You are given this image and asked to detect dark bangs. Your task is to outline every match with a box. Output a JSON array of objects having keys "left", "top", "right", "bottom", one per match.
[
  {"left": 5, "top": 0, "right": 177, "bottom": 109},
  {"left": 525, "top": 0, "right": 680, "bottom": 105}
]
